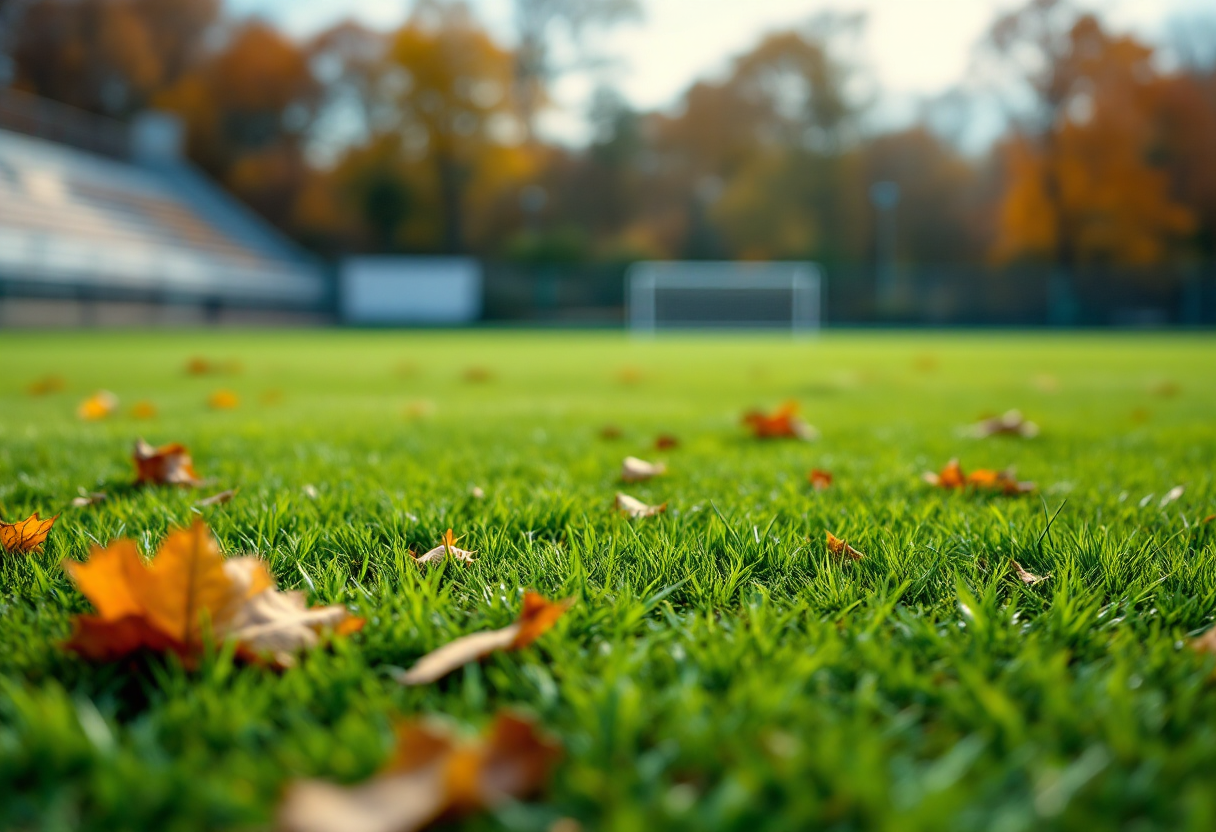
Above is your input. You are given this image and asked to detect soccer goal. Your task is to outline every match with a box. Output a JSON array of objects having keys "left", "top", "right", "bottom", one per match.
[{"left": 626, "top": 261, "right": 822, "bottom": 334}]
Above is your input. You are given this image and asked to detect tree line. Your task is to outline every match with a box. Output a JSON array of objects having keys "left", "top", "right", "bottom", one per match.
[{"left": 2, "top": 0, "right": 1215, "bottom": 269}]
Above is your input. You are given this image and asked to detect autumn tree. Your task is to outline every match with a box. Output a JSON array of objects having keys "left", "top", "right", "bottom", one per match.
[
  {"left": 155, "top": 20, "right": 322, "bottom": 231},
  {"left": 5, "top": 0, "right": 219, "bottom": 118},
  {"left": 988, "top": 2, "right": 1194, "bottom": 265}
]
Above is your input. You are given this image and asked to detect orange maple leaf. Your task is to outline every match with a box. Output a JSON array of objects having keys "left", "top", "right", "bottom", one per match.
[
  {"left": 133, "top": 438, "right": 203, "bottom": 486},
  {"left": 63, "top": 520, "right": 359, "bottom": 667},
  {"left": 395, "top": 592, "right": 573, "bottom": 685},
  {"left": 0, "top": 512, "right": 58, "bottom": 554},
  {"left": 742, "top": 401, "right": 818, "bottom": 440}
]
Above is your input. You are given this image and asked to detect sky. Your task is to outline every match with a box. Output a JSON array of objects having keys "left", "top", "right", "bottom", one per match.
[{"left": 230, "top": 0, "right": 1214, "bottom": 147}]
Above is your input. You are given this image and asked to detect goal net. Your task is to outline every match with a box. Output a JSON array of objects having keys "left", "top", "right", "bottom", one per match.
[{"left": 626, "top": 261, "right": 821, "bottom": 333}]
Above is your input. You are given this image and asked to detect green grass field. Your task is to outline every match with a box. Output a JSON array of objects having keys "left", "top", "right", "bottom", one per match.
[{"left": 2, "top": 330, "right": 1215, "bottom": 832}]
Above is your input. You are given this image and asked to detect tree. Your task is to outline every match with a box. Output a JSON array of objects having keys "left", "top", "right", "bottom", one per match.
[
  {"left": 155, "top": 20, "right": 321, "bottom": 230},
  {"left": 987, "top": 4, "right": 1194, "bottom": 265},
  {"left": 511, "top": 0, "right": 641, "bottom": 142},
  {"left": 381, "top": 2, "right": 527, "bottom": 252},
  {"left": 6, "top": 0, "right": 219, "bottom": 118}
]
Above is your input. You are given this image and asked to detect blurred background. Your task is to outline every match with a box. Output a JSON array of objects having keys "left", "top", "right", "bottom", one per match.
[{"left": 0, "top": 0, "right": 1214, "bottom": 328}]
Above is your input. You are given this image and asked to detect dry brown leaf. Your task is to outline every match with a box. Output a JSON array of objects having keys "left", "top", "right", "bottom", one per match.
[
  {"left": 71, "top": 489, "right": 107, "bottom": 508},
  {"left": 742, "top": 401, "right": 818, "bottom": 441},
  {"left": 614, "top": 493, "right": 666, "bottom": 519},
  {"left": 0, "top": 512, "right": 58, "bottom": 554},
  {"left": 598, "top": 424, "right": 623, "bottom": 440},
  {"left": 462, "top": 366, "right": 494, "bottom": 383},
  {"left": 621, "top": 456, "right": 666, "bottom": 483},
  {"left": 1012, "top": 560, "right": 1050, "bottom": 585},
  {"left": 395, "top": 592, "right": 572, "bottom": 686},
  {"left": 278, "top": 712, "right": 560, "bottom": 832},
  {"left": 196, "top": 489, "right": 238, "bottom": 507},
  {"left": 654, "top": 434, "right": 680, "bottom": 450},
  {"left": 27, "top": 374, "right": 65, "bottom": 396},
  {"left": 808, "top": 469, "right": 833, "bottom": 491},
  {"left": 1193, "top": 628, "right": 1216, "bottom": 655},
  {"left": 134, "top": 438, "right": 203, "bottom": 487},
  {"left": 825, "top": 530, "right": 864, "bottom": 562},
  {"left": 209, "top": 389, "right": 240, "bottom": 409},
  {"left": 967, "top": 409, "right": 1040, "bottom": 438},
  {"left": 63, "top": 520, "right": 358, "bottom": 667},
  {"left": 229, "top": 584, "right": 363, "bottom": 668},
  {"left": 413, "top": 529, "right": 477, "bottom": 566},
  {"left": 78, "top": 391, "right": 118, "bottom": 421}
]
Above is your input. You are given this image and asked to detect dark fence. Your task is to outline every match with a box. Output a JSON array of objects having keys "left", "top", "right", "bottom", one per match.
[{"left": 480, "top": 261, "right": 1216, "bottom": 327}]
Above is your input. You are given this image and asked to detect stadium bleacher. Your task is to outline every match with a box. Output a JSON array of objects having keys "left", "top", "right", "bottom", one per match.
[{"left": 0, "top": 90, "right": 329, "bottom": 327}]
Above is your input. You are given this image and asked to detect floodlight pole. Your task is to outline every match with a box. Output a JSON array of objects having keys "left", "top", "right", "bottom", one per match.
[{"left": 869, "top": 181, "right": 900, "bottom": 308}]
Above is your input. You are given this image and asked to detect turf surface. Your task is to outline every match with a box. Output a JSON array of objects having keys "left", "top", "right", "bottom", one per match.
[{"left": 1, "top": 330, "right": 1215, "bottom": 832}]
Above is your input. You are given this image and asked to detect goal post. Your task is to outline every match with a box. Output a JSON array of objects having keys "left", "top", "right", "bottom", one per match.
[{"left": 626, "top": 261, "right": 822, "bottom": 334}]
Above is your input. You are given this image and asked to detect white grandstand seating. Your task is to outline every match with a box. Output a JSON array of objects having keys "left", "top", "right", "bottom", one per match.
[{"left": 0, "top": 113, "right": 328, "bottom": 324}]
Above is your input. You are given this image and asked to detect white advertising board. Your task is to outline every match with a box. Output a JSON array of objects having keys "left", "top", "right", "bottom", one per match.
[{"left": 341, "top": 256, "right": 482, "bottom": 324}]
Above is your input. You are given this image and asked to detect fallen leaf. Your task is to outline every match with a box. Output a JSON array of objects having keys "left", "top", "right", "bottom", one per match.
[
  {"left": 186, "top": 356, "right": 214, "bottom": 375},
  {"left": 654, "top": 434, "right": 680, "bottom": 450},
  {"left": 130, "top": 400, "right": 158, "bottom": 419},
  {"left": 228, "top": 578, "right": 364, "bottom": 668},
  {"left": 1160, "top": 485, "right": 1184, "bottom": 507},
  {"left": 302, "top": 484, "right": 320, "bottom": 500},
  {"left": 134, "top": 438, "right": 203, "bottom": 486},
  {"left": 922, "top": 458, "right": 966, "bottom": 488},
  {"left": 1150, "top": 379, "right": 1180, "bottom": 398},
  {"left": 599, "top": 425, "right": 623, "bottom": 441},
  {"left": 825, "top": 530, "right": 864, "bottom": 562},
  {"left": 278, "top": 712, "right": 560, "bottom": 832},
  {"left": 261, "top": 389, "right": 285, "bottom": 405},
  {"left": 966, "top": 409, "right": 1040, "bottom": 438},
  {"left": 27, "top": 374, "right": 65, "bottom": 395},
  {"left": 1032, "top": 374, "right": 1060, "bottom": 393},
  {"left": 912, "top": 354, "right": 938, "bottom": 372},
  {"left": 616, "top": 366, "right": 644, "bottom": 385},
  {"left": 808, "top": 469, "right": 833, "bottom": 491},
  {"left": 615, "top": 493, "right": 666, "bottom": 519},
  {"left": 462, "top": 367, "right": 494, "bottom": 383},
  {"left": 413, "top": 529, "right": 477, "bottom": 566},
  {"left": 1193, "top": 628, "right": 1216, "bottom": 655},
  {"left": 404, "top": 401, "right": 435, "bottom": 419},
  {"left": 621, "top": 456, "right": 666, "bottom": 483},
  {"left": 965, "top": 467, "right": 1036, "bottom": 495},
  {"left": 1012, "top": 560, "right": 1050, "bottom": 584},
  {"left": 742, "top": 401, "right": 818, "bottom": 441},
  {"left": 63, "top": 520, "right": 358, "bottom": 667},
  {"left": 470, "top": 486, "right": 485, "bottom": 499},
  {"left": 923, "top": 459, "right": 1033, "bottom": 494},
  {"left": 78, "top": 391, "right": 118, "bottom": 421},
  {"left": 395, "top": 592, "right": 572, "bottom": 685},
  {"left": 0, "top": 512, "right": 58, "bottom": 554},
  {"left": 209, "top": 389, "right": 240, "bottom": 409},
  {"left": 71, "top": 489, "right": 107, "bottom": 508},
  {"left": 196, "top": 489, "right": 237, "bottom": 507}
]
